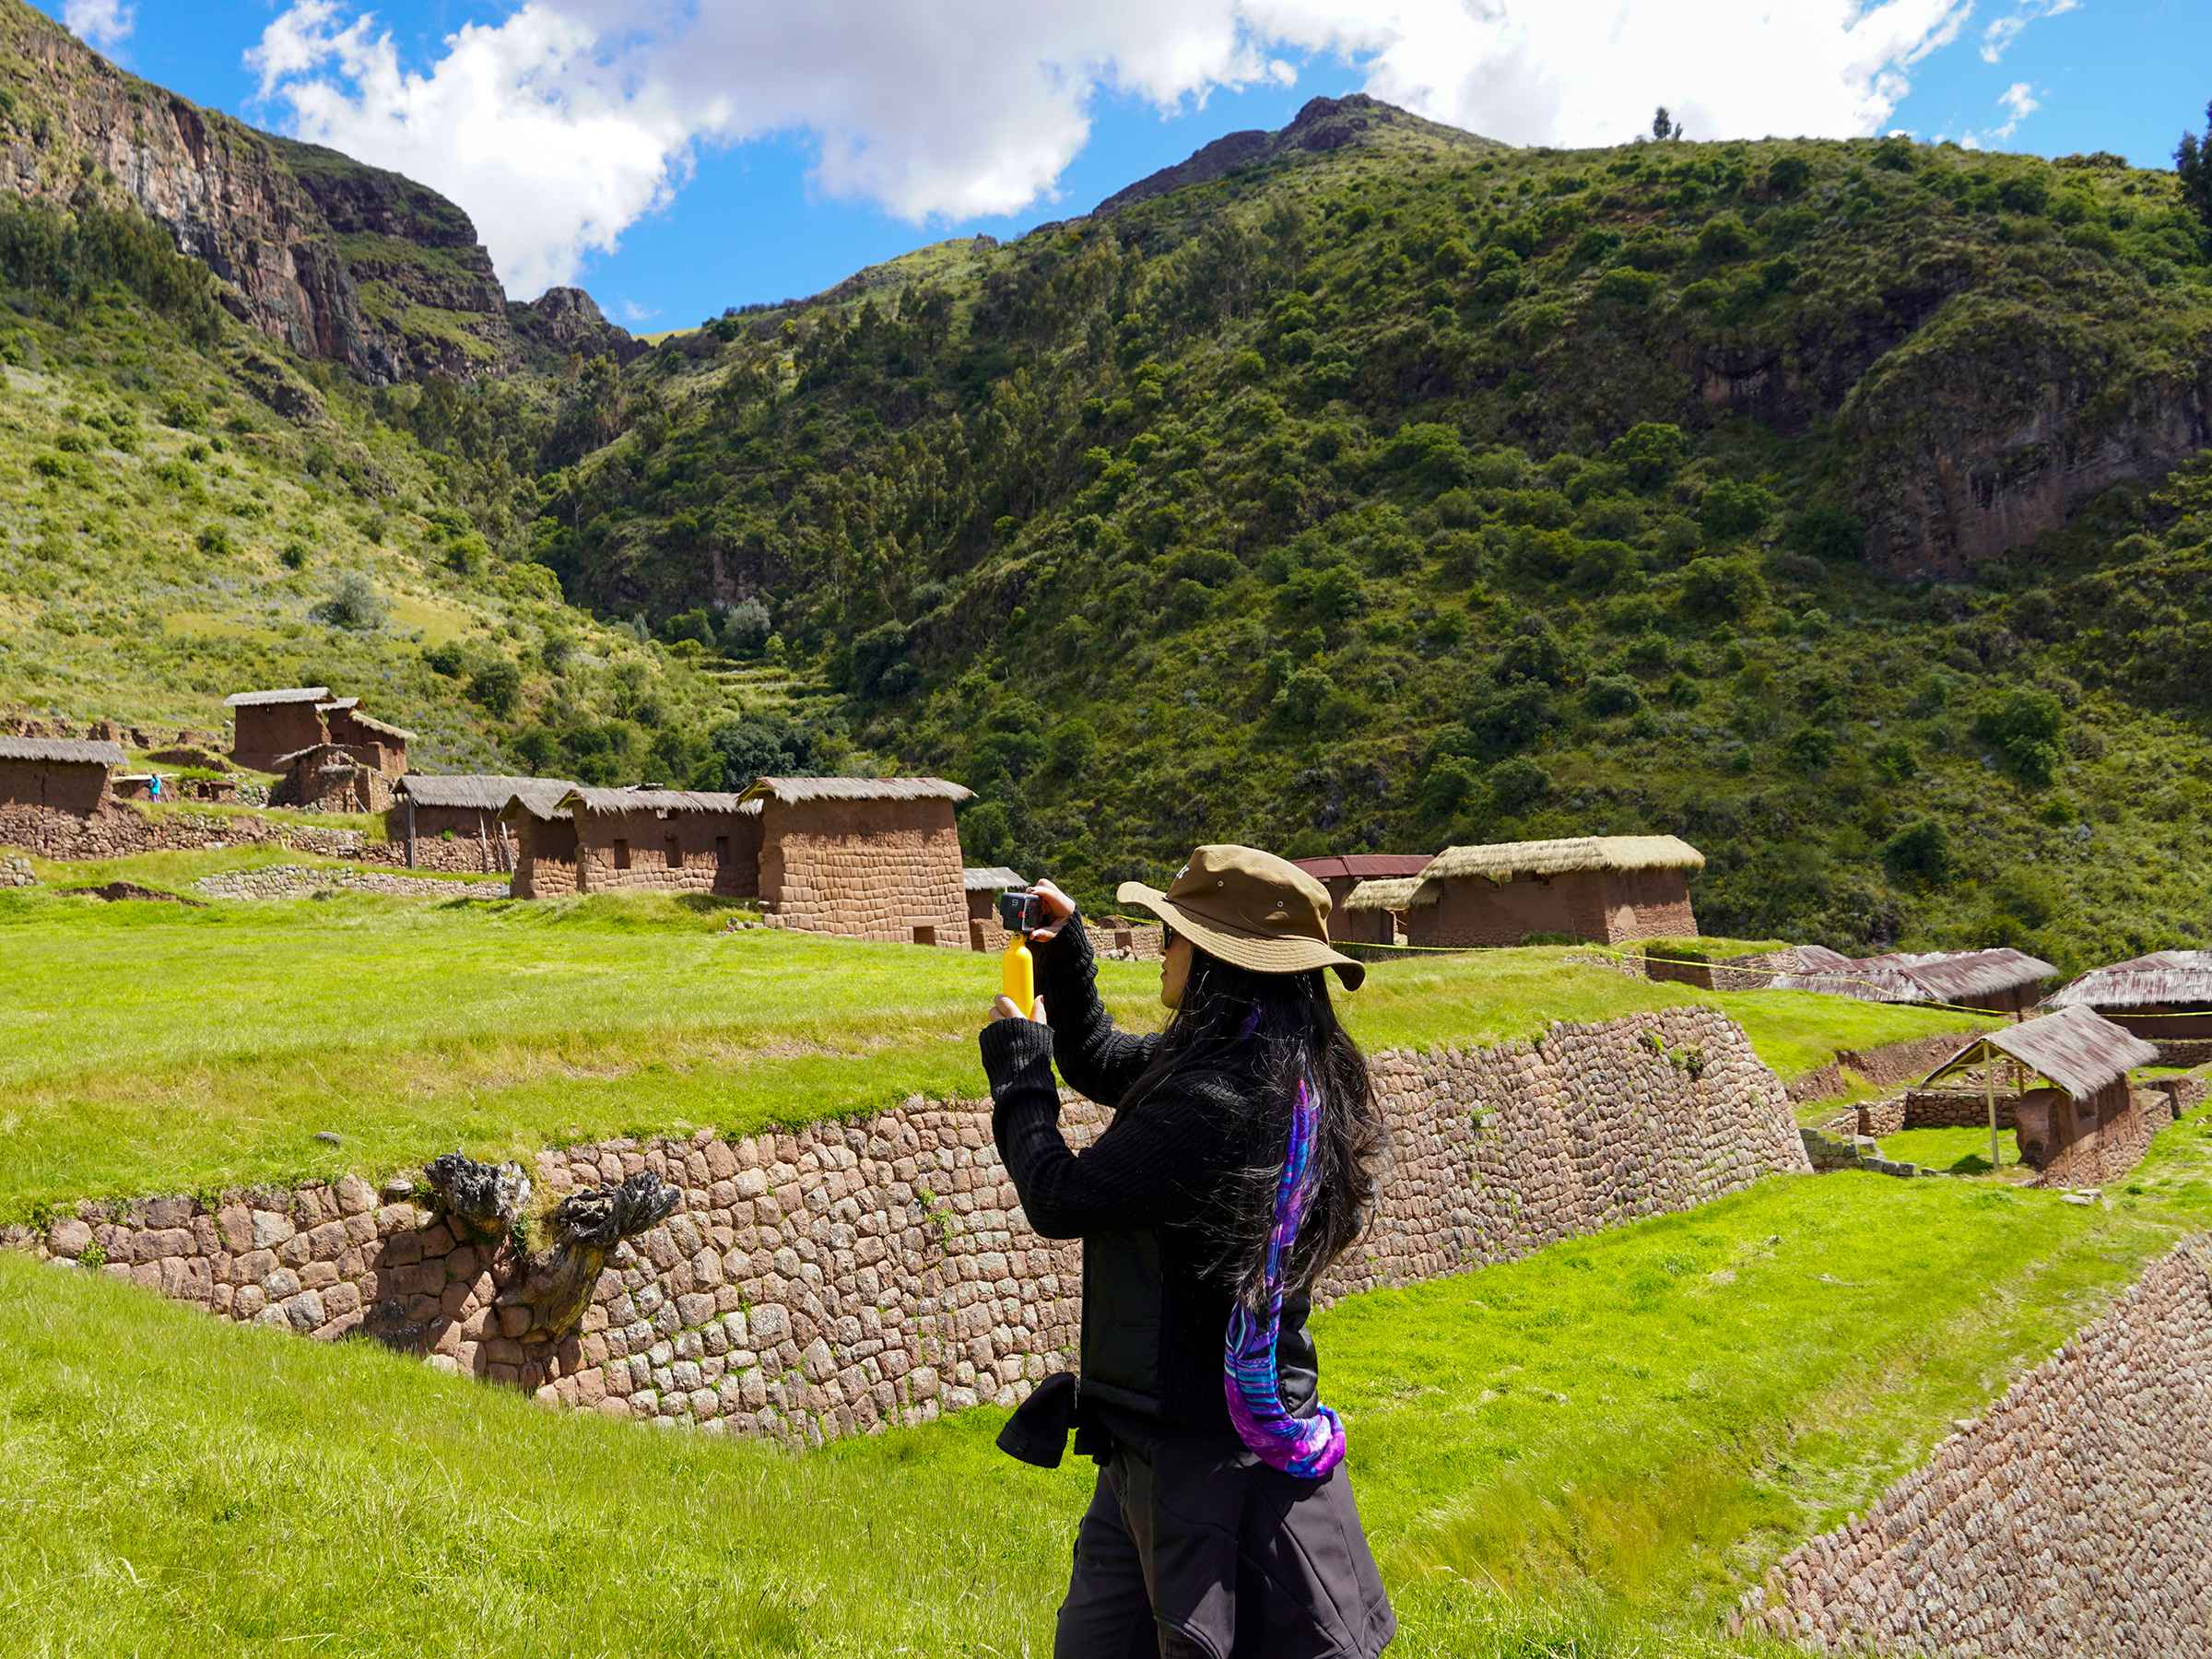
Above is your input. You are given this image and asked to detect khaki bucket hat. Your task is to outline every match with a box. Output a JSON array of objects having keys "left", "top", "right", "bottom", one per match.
[{"left": 1117, "top": 844, "right": 1366, "bottom": 991}]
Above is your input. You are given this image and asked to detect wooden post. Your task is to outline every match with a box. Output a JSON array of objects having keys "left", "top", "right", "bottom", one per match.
[{"left": 1985, "top": 1042, "right": 2000, "bottom": 1170}]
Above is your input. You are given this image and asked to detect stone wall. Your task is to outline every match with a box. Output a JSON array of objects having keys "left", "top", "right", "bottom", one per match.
[
  {"left": 0, "top": 800, "right": 393, "bottom": 864},
  {"left": 1899, "top": 1087, "right": 2021, "bottom": 1131},
  {"left": 1783, "top": 1031, "right": 1971, "bottom": 1106},
  {"left": 1732, "top": 1237, "right": 2212, "bottom": 1657},
  {"left": 0, "top": 853, "right": 33, "bottom": 888},
  {"left": 190, "top": 865, "right": 505, "bottom": 902},
  {"left": 13, "top": 1006, "right": 1807, "bottom": 1445}
]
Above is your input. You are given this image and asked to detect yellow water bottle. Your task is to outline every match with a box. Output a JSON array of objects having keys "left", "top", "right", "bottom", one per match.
[{"left": 1004, "top": 930, "right": 1035, "bottom": 1012}]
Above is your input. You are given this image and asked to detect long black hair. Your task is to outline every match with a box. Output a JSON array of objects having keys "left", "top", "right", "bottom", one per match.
[{"left": 1117, "top": 940, "right": 1386, "bottom": 1312}]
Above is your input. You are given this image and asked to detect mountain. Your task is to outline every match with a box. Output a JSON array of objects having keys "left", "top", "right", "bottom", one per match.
[
  {"left": 0, "top": 0, "right": 633, "bottom": 382},
  {"left": 6, "top": 2, "right": 2212, "bottom": 970},
  {"left": 522, "top": 103, "right": 2212, "bottom": 969}
]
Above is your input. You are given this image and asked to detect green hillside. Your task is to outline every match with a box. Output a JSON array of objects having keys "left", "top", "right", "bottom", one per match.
[
  {"left": 0, "top": 198, "right": 755, "bottom": 779},
  {"left": 517, "top": 107, "right": 2212, "bottom": 971}
]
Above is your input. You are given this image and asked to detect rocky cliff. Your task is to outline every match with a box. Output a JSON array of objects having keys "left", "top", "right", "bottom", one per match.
[{"left": 0, "top": 0, "right": 632, "bottom": 383}]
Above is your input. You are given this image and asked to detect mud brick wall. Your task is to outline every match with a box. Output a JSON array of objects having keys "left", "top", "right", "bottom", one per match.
[
  {"left": 759, "top": 797, "right": 967, "bottom": 945},
  {"left": 1733, "top": 1238, "right": 2212, "bottom": 1657},
  {"left": 1600, "top": 867, "right": 1699, "bottom": 945},
  {"left": 575, "top": 806, "right": 760, "bottom": 900},
  {"left": 15, "top": 1006, "right": 1807, "bottom": 1447},
  {"left": 0, "top": 758, "right": 110, "bottom": 816},
  {"left": 2033, "top": 1088, "right": 2161, "bottom": 1190}
]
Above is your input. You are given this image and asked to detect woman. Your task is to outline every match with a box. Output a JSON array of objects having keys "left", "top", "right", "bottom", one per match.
[{"left": 978, "top": 843, "right": 1394, "bottom": 1658}]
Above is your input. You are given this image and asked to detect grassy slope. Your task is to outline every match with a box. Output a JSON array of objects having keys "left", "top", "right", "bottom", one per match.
[
  {"left": 551, "top": 120, "right": 2212, "bottom": 971},
  {"left": 0, "top": 223, "right": 738, "bottom": 773},
  {"left": 5, "top": 1107, "right": 2207, "bottom": 1655},
  {"left": 0, "top": 886, "right": 1985, "bottom": 1219}
]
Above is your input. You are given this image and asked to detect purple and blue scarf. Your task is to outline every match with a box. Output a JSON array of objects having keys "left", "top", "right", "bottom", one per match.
[{"left": 1222, "top": 1067, "right": 1347, "bottom": 1479}]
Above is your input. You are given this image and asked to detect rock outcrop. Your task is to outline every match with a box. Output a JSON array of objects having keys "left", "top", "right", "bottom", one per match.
[
  {"left": 510, "top": 286, "right": 647, "bottom": 368},
  {"left": 0, "top": 0, "right": 634, "bottom": 382}
]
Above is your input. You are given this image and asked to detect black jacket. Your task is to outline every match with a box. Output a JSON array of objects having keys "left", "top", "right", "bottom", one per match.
[{"left": 978, "top": 921, "right": 1319, "bottom": 1435}]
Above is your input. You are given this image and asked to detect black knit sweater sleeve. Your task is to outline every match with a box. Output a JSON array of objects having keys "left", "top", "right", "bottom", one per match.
[
  {"left": 978, "top": 1018, "right": 1241, "bottom": 1241},
  {"left": 1032, "top": 916, "right": 1159, "bottom": 1108}
]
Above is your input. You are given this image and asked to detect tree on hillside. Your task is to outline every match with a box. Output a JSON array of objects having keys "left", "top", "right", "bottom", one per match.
[
  {"left": 1652, "top": 106, "right": 1682, "bottom": 143},
  {"left": 2178, "top": 100, "right": 2212, "bottom": 230}
]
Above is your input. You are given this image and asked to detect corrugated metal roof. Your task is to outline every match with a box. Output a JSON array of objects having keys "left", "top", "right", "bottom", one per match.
[
  {"left": 223, "top": 687, "right": 330, "bottom": 708},
  {"left": 1410, "top": 835, "right": 1702, "bottom": 903},
  {"left": 1923, "top": 1006, "right": 2159, "bottom": 1102},
  {"left": 399, "top": 775, "right": 578, "bottom": 812},
  {"left": 1342, "top": 876, "right": 1424, "bottom": 912},
  {"left": 1769, "top": 946, "right": 2054, "bottom": 1007},
  {"left": 1292, "top": 853, "right": 1433, "bottom": 882},
  {"left": 736, "top": 775, "right": 975, "bottom": 806},
  {"left": 2048, "top": 951, "right": 2212, "bottom": 1013},
  {"left": 963, "top": 866, "right": 1026, "bottom": 891},
  {"left": 0, "top": 736, "right": 127, "bottom": 767}
]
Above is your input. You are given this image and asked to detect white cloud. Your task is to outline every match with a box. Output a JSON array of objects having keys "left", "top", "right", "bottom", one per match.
[
  {"left": 248, "top": 0, "right": 1988, "bottom": 298},
  {"left": 63, "top": 0, "right": 135, "bottom": 51},
  {"left": 1950, "top": 78, "right": 2042, "bottom": 150},
  {"left": 617, "top": 300, "right": 658, "bottom": 324},
  {"left": 1981, "top": 0, "right": 2080, "bottom": 64}
]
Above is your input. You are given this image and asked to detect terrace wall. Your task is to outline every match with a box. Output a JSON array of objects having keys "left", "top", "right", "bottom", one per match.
[
  {"left": 0, "top": 801, "right": 394, "bottom": 864},
  {"left": 1783, "top": 1031, "right": 1974, "bottom": 1106},
  {"left": 1732, "top": 1236, "right": 2212, "bottom": 1657},
  {"left": 15, "top": 1005, "right": 1807, "bottom": 1446}
]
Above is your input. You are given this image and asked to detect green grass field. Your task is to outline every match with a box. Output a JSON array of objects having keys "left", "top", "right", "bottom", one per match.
[
  {"left": 5, "top": 1105, "right": 2207, "bottom": 1655},
  {"left": 0, "top": 884, "right": 1988, "bottom": 1220}
]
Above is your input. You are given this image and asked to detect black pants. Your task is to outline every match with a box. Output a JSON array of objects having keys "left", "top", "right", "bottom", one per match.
[{"left": 1054, "top": 1439, "right": 1394, "bottom": 1659}]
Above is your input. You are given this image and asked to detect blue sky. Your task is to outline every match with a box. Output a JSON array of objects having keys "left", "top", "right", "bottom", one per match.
[{"left": 41, "top": 1, "right": 2202, "bottom": 331}]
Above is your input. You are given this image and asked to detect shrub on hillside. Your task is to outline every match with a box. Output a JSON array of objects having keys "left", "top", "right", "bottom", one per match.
[
  {"left": 1700, "top": 479, "right": 1777, "bottom": 540},
  {"left": 1884, "top": 818, "right": 1953, "bottom": 886},
  {"left": 1974, "top": 689, "right": 2065, "bottom": 786},
  {"left": 1679, "top": 556, "right": 1768, "bottom": 620},
  {"left": 312, "top": 573, "right": 386, "bottom": 632},
  {"left": 465, "top": 658, "right": 522, "bottom": 716},
  {"left": 1488, "top": 756, "right": 1552, "bottom": 813}
]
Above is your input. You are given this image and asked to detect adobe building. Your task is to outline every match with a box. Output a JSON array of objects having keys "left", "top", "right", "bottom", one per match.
[
  {"left": 964, "top": 865, "right": 1026, "bottom": 951},
  {"left": 400, "top": 775, "right": 576, "bottom": 871},
  {"left": 1337, "top": 876, "right": 1423, "bottom": 947},
  {"left": 500, "top": 790, "right": 582, "bottom": 900},
  {"left": 537, "top": 787, "right": 762, "bottom": 900},
  {"left": 270, "top": 744, "right": 395, "bottom": 814},
  {"left": 738, "top": 777, "right": 973, "bottom": 945},
  {"left": 1921, "top": 1006, "right": 2161, "bottom": 1186},
  {"left": 2048, "top": 951, "right": 2212, "bottom": 1054},
  {"left": 1770, "top": 946, "right": 2056, "bottom": 1016},
  {"left": 1291, "top": 853, "right": 1432, "bottom": 943},
  {"left": 318, "top": 700, "right": 414, "bottom": 776},
  {"left": 225, "top": 688, "right": 333, "bottom": 771},
  {"left": 0, "top": 735, "right": 125, "bottom": 818},
  {"left": 1402, "top": 834, "right": 1703, "bottom": 949}
]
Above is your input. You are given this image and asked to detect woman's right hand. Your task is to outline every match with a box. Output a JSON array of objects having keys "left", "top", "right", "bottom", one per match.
[{"left": 1028, "top": 878, "right": 1076, "bottom": 941}]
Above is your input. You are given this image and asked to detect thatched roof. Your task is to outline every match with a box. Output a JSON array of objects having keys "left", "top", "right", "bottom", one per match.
[
  {"left": 224, "top": 687, "right": 330, "bottom": 708},
  {"left": 1409, "top": 835, "right": 1702, "bottom": 902},
  {"left": 0, "top": 736, "right": 125, "bottom": 767},
  {"left": 964, "top": 866, "right": 1026, "bottom": 892},
  {"left": 2049, "top": 951, "right": 2212, "bottom": 1013},
  {"left": 272, "top": 742, "right": 352, "bottom": 769},
  {"left": 340, "top": 710, "right": 416, "bottom": 743},
  {"left": 1924, "top": 1006, "right": 2159, "bottom": 1102},
  {"left": 1343, "top": 876, "right": 1425, "bottom": 912},
  {"left": 560, "top": 787, "right": 757, "bottom": 817},
  {"left": 315, "top": 698, "right": 359, "bottom": 713},
  {"left": 736, "top": 775, "right": 975, "bottom": 807},
  {"left": 1293, "top": 853, "right": 1432, "bottom": 882},
  {"left": 400, "top": 775, "right": 577, "bottom": 814},
  {"left": 1768, "top": 946, "right": 2054, "bottom": 1007}
]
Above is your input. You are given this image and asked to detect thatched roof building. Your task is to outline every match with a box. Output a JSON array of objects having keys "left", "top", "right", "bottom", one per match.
[
  {"left": 1924, "top": 1006, "right": 2159, "bottom": 1103},
  {"left": 1922, "top": 1006, "right": 2162, "bottom": 1183},
  {"left": 2047, "top": 950, "right": 2212, "bottom": 1049},
  {"left": 964, "top": 866, "right": 1026, "bottom": 891},
  {"left": 1343, "top": 877, "right": 1424, "bottom": 912},
  {"left": 398, "top": 774, "right": 579, "bottom": 816},
  {"left": 1770, "top": 946, "right": 2055, "bottom": 1014},
  {"left": 0, "top": 735, "right": 126, "bottom": 818},
  {"left": 1293, "top": 853, "right": 1432, "bottom": 942},
  {"left": 735, "top": 776, "right": 974, "bottom": 807},
  {"left": 734, "top": 776, "right": 973, "bottom": 945},
  {"left": 1402, "top": 834, "right": 1703, "bottom": 949}
]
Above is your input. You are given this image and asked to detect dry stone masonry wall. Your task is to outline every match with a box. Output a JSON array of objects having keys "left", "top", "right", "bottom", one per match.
[
  {"left": 11, "top": 1007, "right": 1807, "bottom": 1445},
  {"left": 1733, "top": 1238, "right": 2212, "bottom": 1657},
  {"left": 190, "top": 865, "right": 506, "bottom": 902}
]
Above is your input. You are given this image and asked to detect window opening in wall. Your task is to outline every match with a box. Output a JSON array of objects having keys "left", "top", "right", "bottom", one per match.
[
  {"left": 666, "top": 836, "right": 683, "bottom": 870},
  {"left": 612, "top": 839, "right": 629, "bottom": 870},
  {"left": 714, "top": 835, "right": 731, "bottom": 864}
]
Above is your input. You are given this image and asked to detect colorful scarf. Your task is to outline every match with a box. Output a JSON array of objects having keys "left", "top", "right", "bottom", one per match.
[{"left": 1222, "top": 1068, "right": 1347, "bottom": 1479}]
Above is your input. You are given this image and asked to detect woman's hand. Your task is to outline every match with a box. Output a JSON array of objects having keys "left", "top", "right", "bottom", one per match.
[
  {"left": 992, "top": 994, "right": 1048, "bottom": 1024},
  {"left": 1027, "top": 878, "right": 1076, "bottom": 941}
]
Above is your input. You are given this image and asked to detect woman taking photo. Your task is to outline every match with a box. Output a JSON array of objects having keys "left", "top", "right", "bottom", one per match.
[{"left": 978, "top": 843, "right": 1394, "bottom": 1658}]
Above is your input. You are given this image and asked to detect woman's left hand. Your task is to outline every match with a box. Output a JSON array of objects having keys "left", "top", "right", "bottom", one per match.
[{"left": 992, "top": 994, "right": 1047, "bottom": 1024}]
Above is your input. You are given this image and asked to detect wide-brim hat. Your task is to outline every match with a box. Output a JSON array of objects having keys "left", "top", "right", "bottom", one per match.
[{"left": 1118, "top": 843, "right": 1366, "bottom": 991}]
